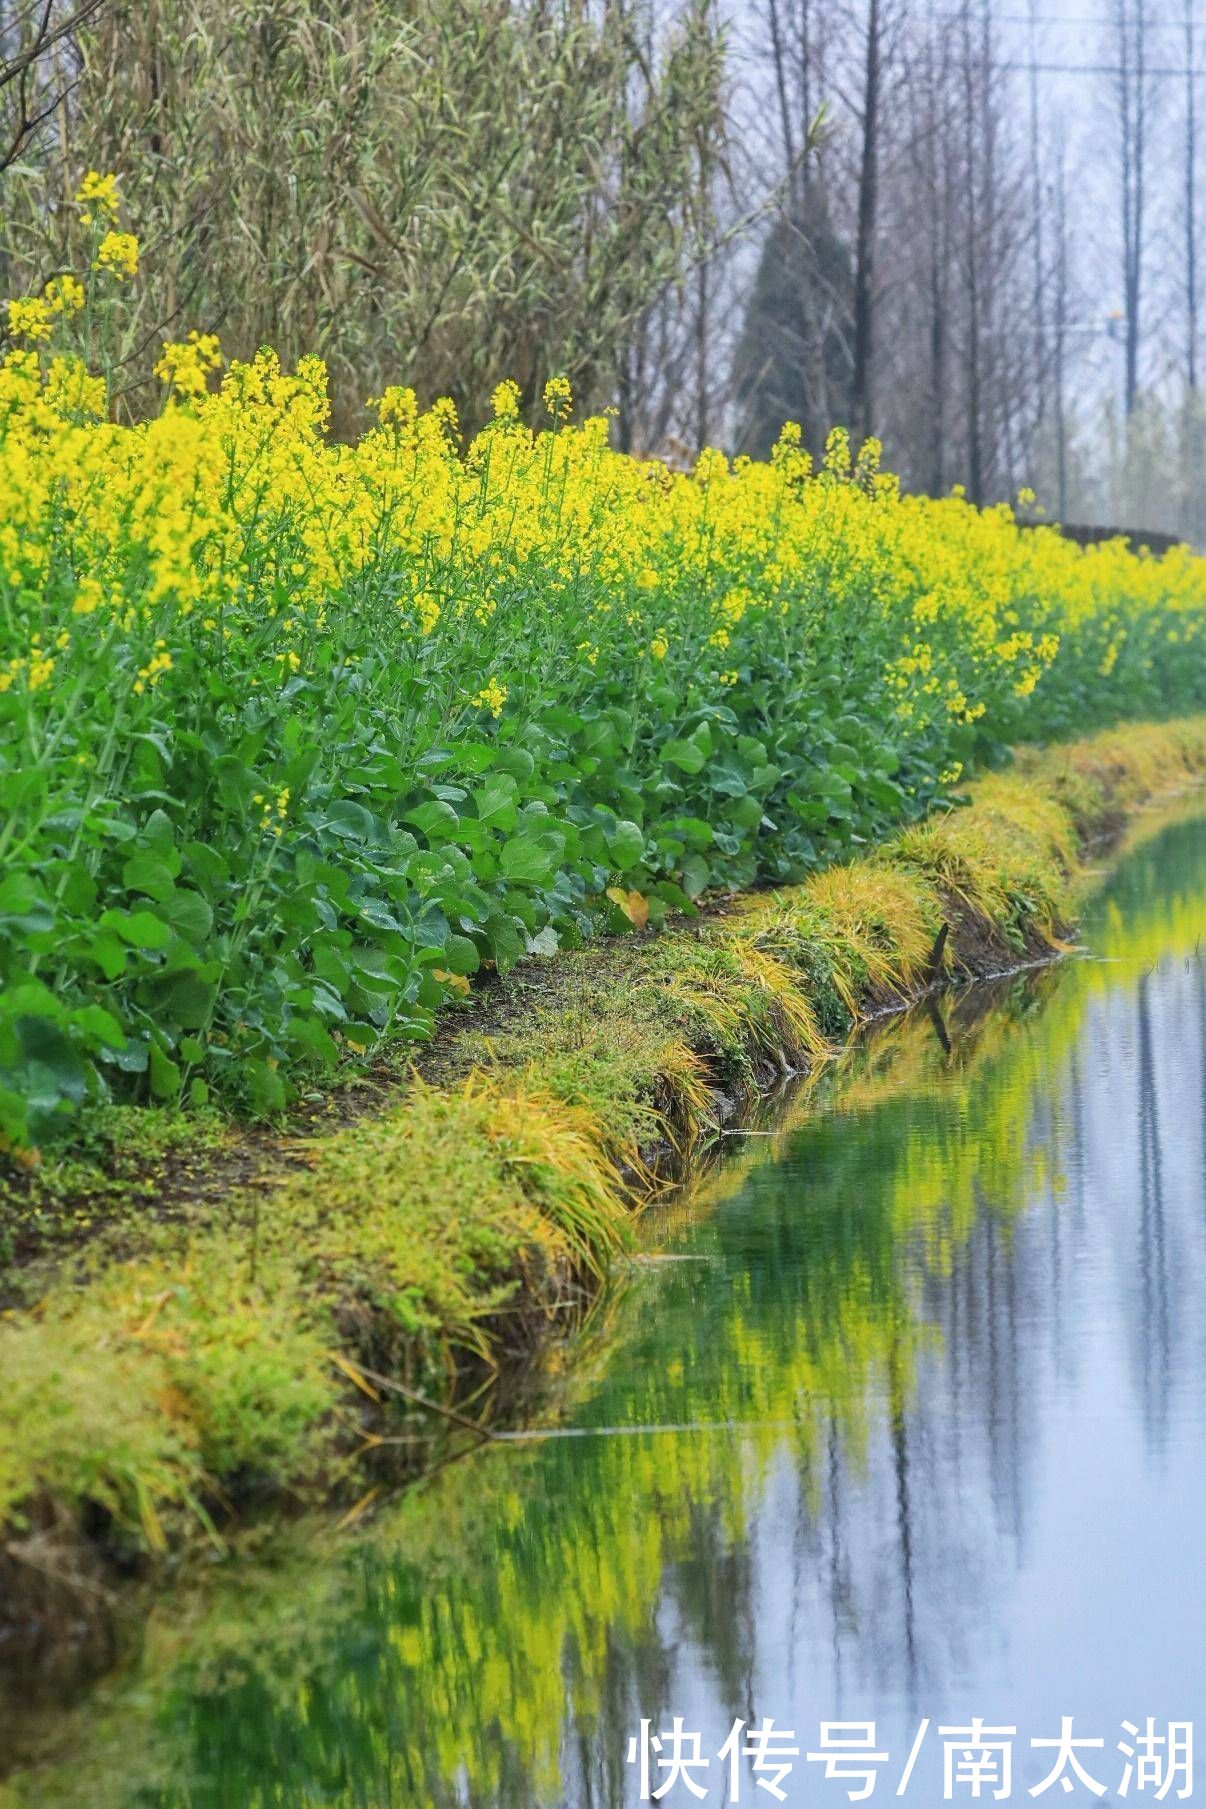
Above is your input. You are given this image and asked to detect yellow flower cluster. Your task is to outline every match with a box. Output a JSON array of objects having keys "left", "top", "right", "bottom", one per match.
[
  {"left": 74, "top": 169, "right": 120, "bottom": 225},
  {"left": 4, "top": 266, "right": 86, "bottom": 343},
  {"left": 154, "top": 331, "right": 222, "bottom": 399},
  {"left": 94, "top": 230, "right": 139, "bottom": 280},
  {"left": 542, "top": 374, "right": 572, "bottom": 419},
  {"left": 472, "top": 678, "right": 509, "bottom": 718},
  {"left": 0, "top": 231, "right": 1203, "bottom": 772},
  {"left": 6, "top": 297, "right": 52, "bottom": 341},
  {"left": 491, "top": 379, "right": 521, "bottom": 422},
  {"left": 44, "top": 274, "right": 86, "bottom": 316},
  {"left": 253, "top": 786, "right": 291, "bottom": 834},
  {"left": 133, "top": 643, "right": 173, "bottom": 695}
]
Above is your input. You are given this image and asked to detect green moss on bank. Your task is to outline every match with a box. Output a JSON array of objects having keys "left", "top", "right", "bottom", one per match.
[
  {"left": 1, "top": 715, "right": 1204, "bottom": 1584},
  {"left": 0, "top": 1082, "right": 625, "bottom": 1553}
]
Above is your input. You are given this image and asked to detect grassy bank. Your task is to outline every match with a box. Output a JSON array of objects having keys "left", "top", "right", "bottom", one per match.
[{"left": 1, "top": 714, "right": 1204, "bottom": 1612}]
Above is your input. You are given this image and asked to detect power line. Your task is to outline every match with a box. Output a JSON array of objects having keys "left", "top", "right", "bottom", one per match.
[
  {"left": 977, "top": 15, "right": 1197, "bottom": 23},
  {"left": 934, "top": 7, "right": 1205, "bottom": 22},
  {"left": 929, "top": 8, "right": 1206, "bottom": 78},
  {"left": 1003, "top": 61, "right": 1202, "bottom": 75}
]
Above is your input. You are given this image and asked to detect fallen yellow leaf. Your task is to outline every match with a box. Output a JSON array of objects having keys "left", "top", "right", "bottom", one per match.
[{"left": 606, "top": 886, "right": 649, "bottom": 929}]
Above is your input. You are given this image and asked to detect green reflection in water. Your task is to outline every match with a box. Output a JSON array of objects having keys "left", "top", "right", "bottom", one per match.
[{"left": 3, "top": 809, "right": 1205, "bottom": 1809}]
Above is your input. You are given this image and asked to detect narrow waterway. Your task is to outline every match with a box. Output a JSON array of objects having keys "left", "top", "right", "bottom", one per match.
[{"left": 3, "top": 809, "right": 1205, "bottom": 1808}]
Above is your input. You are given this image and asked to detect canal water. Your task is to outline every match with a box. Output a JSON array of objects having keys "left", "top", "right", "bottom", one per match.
[{"left": 2, "top": 808, "right": 1205, "bottom": 1808}]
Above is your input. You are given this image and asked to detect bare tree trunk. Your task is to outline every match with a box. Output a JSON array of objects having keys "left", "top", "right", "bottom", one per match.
[
  {"left": 768, "top": 0, "right": 798, "bottom": 206},
  {"left": 616, "top": 346, "right": 634, "bottom": 454},
  {"left": 799, "top": 0, "right": 829, "bottom": 435},
  {"left": 1186, "top": 0, "right": 1199, "bottom": 392},
  {"left": 1185, "top": 3, "right": 1204, "bottom": 544},
  {"left": 1112, "top": 0, "right": 1149, "bottom": 417},
  {"left": 852, "top": 0, "right": 881, "bottom": 447},
  {"left": 1131, "top": 1, "right": 1148, "bottom": 416},
  {"left": 799, "top": 0, "right": 814, "bottom": 197},
  {"left": 1053, "top": 131, "right": 1071, "bottom": 520},
  {"left": 961, "top": 2, "right": 984, "bottom": 504},
  {"left": 979, "top": 1, "right": 1001, "bottom": 494},
  {"left": 1028, "top": 0, "right": 1045, "bottom": 425},
  {"left": 696, "top": 251, "right": 710, "bottom": 448},
  {"left": 920, "top": 10, "right": 951, "bottom": 494}
]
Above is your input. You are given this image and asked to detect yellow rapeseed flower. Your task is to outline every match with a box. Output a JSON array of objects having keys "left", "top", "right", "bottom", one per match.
[
  {"left": 93, "top": 231, "right": 139, "bottom": 280},
  {"left": 542, "top": 375, "right": 572, "bottom": 420},
  {"left": 154, "top": 331, "right": 222, "bottom": 399},
  {"left": 43, "top": 274, "right": 85, "bottom": 315},
  {"left": 471, "top": 678, "right": 508, "bottom": 718},
  {"left": 133, "top": 645, "right": 172, "bottom": 695},
  {"left": 6, "top": 297, "right": 53, "bottom": 341},
  {"left": 74, "top": 170, "right": 120, "bottom": 225},
  {"left": 372, "top": 385, "right": 418, "bottom": 431},
  {"left": 44, "top": 355, "right": 106, "bottom": 417},
  {"left": 72, "top": 576, "right": 104, "bottom": 616},
  {"left": 491, "top": 379, "right": 521, "bottom": 422}
]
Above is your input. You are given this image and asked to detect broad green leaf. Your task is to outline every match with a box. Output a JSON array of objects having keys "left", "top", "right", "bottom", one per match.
[
  {"left": 163, "top": 890, "right": 214, "bottom": 944},
  {"left": 485, "top": 910, "right": 524, "bottom": 972},
  {"left": 71, "top": 1004, "right": 126, "bottom": 1048},
  {"left": 184, "top": 842, "right": 230, "bottom": 890},
  {"left": 680, "top": 853, "right": 711, "bottom": 898},
  {"left": 150, "top": 972, "right": 216, "bottom": 1029},
  {"left": 404, "top": 799, "right": 460, "bottom": 840},
  {"left": 499, "top": 836, "right": 556, "bottom": 885},
  {"left": 123, "top": 852, "right": 177, "bottom": 902},
  {"left": 16, "top": 1017, "right": 87, "bottom": 1103},
  {"left": 443, "top": 933, "right": 481, "bottom": 975},
  {"left": 149, "top": 1043, "right": 182, "bottom": 1100},
  {"left": 100, "top": 907, "right": 172, "bottom": 950},
  {"left": 473, "top": 776, "right": 519, "bottom": 833},
  {"left": 0, "top": 874, "right": 54, "bottom": 933},
  {"left": 323, "top": 799, "right": 379, "bottom": 841},
  {"left": 661, "top": 738, "right": 707, "bottom": 775},
  {"left": 606, "top": 819, "right": 645, "bottom": 869}
]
